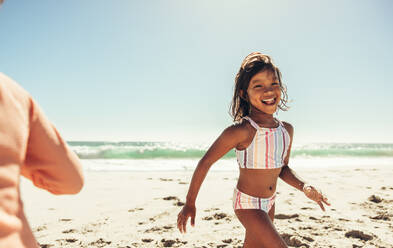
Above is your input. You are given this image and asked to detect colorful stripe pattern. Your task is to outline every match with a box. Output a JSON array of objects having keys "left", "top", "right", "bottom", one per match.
[
  {"left": 235, "top": 117, "right": 290, "bottom": 169},
  {"left": 233, "top": 188, "right": 276, "bottom": 212}
]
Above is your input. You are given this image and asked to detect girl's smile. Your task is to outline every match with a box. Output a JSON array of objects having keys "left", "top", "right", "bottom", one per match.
[{"left": 261, "top": 97, "right": 277, "bottom": 105}]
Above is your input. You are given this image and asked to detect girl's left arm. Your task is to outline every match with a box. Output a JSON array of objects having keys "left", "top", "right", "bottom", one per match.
[
  {"left": 279, "top": 122, "right": 330, "bottom": 211},
  {"left": 278, "top": 122, "right": 305, "bottom": 191}
]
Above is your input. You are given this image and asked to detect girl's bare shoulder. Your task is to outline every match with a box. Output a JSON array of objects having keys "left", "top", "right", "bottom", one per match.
[{"left": 222, "top": 120, "right": 254, "bottom": 143}]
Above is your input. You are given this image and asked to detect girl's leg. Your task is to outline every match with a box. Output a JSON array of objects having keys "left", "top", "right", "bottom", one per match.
[{"left": 235, "top": 209, "right": 287, "bottom": 248}]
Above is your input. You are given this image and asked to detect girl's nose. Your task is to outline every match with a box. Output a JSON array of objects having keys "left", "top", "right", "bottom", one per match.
[{"left": 264, "top": 86, "right": 273, "bottom": 93}]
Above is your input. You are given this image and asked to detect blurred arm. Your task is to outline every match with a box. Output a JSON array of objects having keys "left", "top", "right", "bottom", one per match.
[{"left": 21, "top": 98, "right": 84, "bottom": 195}]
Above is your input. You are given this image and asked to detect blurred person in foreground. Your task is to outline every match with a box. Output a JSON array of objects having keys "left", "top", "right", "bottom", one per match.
[{"left": 0, "top": 2, "right": 84, "bottom": 246}]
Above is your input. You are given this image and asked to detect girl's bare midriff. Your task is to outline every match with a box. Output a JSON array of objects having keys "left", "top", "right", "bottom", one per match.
[{"left": 237, "top": 167, "right": 282, "bottom": 198}]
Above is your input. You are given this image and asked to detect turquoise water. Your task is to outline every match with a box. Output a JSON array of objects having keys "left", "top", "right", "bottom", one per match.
[{"left": 68, "top": 142, "right": 393, "bottom": 160}]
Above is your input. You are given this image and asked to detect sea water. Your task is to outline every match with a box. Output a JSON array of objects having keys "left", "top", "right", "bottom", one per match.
[{"left": 69, "top": 142, "right": 393, "bottom": 172}]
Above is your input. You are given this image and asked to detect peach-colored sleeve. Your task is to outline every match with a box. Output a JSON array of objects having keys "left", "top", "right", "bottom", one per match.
[{"left": 21, "top": 98, "right": 84, "bottom": 195}]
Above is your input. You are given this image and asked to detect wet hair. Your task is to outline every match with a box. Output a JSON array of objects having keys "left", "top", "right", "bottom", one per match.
[{"left": 230, "top": 52, "right": 289, "bottom": 121}]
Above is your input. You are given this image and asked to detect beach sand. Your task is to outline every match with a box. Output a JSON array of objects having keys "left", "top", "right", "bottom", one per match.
[{"left": 21, "top": 164, "right": 393, "bottom": 248}]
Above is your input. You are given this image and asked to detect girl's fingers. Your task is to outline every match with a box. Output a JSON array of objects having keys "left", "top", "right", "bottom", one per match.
[
  {"left": 177, "top": 214, "right": 187, "bottom": 233},
  {"left": 305, "top": 186, "right": 330, "bottom": 211},
  {"left": 318, "top": 192, "right": 331, "bottom": 206},
  {"left": 183, "top": 215, "right": 189, "bottom": 233},
  {"left": 177, "top": 215, "right": 183, "bottom": 233},
  {"left": 322, "top": 196, "right": 330, "bottom": 206},
  {"left": 317, "top": 201, "right": 325, "bottom": 211},
  {"left": 177, "top": 210, "right": 196, "bottom": 233}
]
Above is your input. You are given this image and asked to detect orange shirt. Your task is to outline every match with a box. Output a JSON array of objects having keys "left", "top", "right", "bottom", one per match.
[{"left": 0, "top": 73, "right": 84, "bottom": 247}]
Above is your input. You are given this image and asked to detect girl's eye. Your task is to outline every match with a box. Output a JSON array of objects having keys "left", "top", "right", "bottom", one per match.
[
  {"left": 272, "top": 82, "right": 279, "bottom": 85},
  {"left": 254, "top": 85, "right": 263, "bottom": 88}
]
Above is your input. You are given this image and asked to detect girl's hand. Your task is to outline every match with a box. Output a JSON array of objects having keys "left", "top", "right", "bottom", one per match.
[
  {"left": 177, "top": 204, "right": 196, "bottom": 233},
  {"left": 303, "top": 184, "right": 330, "bottom": 211}
]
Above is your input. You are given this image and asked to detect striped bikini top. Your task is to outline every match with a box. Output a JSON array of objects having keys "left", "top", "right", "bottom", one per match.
[{"left": 235, "top": 116, "right": 290, "bottom": 169}]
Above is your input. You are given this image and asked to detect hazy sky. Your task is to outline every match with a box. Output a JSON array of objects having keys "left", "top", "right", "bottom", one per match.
[{"left": 1, "top": 1, "right": 392, "bottom": 143}]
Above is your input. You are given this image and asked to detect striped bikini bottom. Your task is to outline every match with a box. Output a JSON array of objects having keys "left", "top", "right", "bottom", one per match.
[{"left": 233, "top": 188, "right": 276, "bottom": 212}]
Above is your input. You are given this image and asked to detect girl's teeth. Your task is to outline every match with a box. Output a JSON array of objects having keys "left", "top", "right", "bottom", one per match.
[{"left": 262, "top": 98, "right": 275, "bottom": 104}]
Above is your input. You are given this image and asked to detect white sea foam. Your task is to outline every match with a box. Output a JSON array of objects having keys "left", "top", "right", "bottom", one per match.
[{"left": 81, "top": 157, "right": 393, "bottom": 172}]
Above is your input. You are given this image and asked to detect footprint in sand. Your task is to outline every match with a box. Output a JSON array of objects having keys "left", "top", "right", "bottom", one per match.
[
  {"left": 345, "top": 230, "right": 373, "bottom": 241},
  {"left": 368, "top": 195, "right": 383, "bottom": 203},
  {"left": 222, "top": 238, "right": 232, "bottom": 244},
  {"left": 88, "top": 238, "right": 112, "bottom": 247},
  {"left": 144, "top": 226, "right": 162, "bottom": 233},
  {"left": 141, "top": 238, "right": 154, "bottom": 243},
  {"left": 203, "top": 216, "right": 213, "bottom": 221},
  {"left": 160, "top": 238, "right": 187, "bottom": 247},
  {"left": 370, "top": 213, "right": 391, "bottom": 221},
  {"left": 275, "top": 214, "right": 299, "bottom": 220},
  {"left": 213, "top": 212, "right": 228, "bottom": 220},
  {"left": 55, "top": 239, "right": 79, "bottom": 246},
  {"left": 144, "top": 224, "right": 173, "bottom": 234},
  {"left": 59, "top": 218, "right": 72, "bottom": 222},
  {"left": 40, "top": 244, "right": 54, "bottom": 248},
  {"left": 202, "top": 212, "right": 229, "bottom": 222},
  {"left": 163, "top": 196, "right": 179, "bottom": 201},
  {"left": 162, "top": 196, "right": 185, "bottom": 206},
  {"left": 34, "top": 225, "right": 47, "bottom": 232},
  {"left": 204, "top": 208, "right": 220, "bottom": 212},
  {"left": 163, "top": 225, "right": 173, "bottom": 230},
  {"left": 62, "top": 229, "right": 77, "bottom": 234},
  {"left": 65, "top": 238, "right": 78, "bottom": 243},
  {"left": 160, "top": 178, "right": 173, "bottom": 182},
  {"left": 281, "top": 233, "right": 310, "bottom": 247},
  {"left": 302, "top": 236, "right": 314, "bottom": 242},
  {"left": 299, "top": 226, "right": 314, "bottom": 230},
  {"left": 128, "top": 207, "right": 144, "bottom": 212},
  {"left": 338, "top": 218, "right": 350, "bottom": 222},
  {"left": 149, "top": 211, "right": 170, "bottom": 222},
  {"left": 80, "top": 226, "right": 94, "bottom": 234}
]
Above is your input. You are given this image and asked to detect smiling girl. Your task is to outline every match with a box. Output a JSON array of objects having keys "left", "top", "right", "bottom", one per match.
[{"left": 177, "top": 52, "right": 330, "bottom": 247}]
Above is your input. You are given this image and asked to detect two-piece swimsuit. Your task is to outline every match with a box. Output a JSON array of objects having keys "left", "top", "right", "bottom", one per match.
[{"left": 233, "top": 116, "right": 291, "bottom": 212}]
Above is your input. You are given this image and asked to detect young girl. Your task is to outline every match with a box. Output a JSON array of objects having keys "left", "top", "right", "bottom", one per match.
[{"left": 177, "top": 52, "right": 330, "bottom": 247}]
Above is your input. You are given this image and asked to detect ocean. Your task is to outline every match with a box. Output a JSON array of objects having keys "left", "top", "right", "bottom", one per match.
[{"left": 69, "top": 142, "right": 393, "bottom": 172}]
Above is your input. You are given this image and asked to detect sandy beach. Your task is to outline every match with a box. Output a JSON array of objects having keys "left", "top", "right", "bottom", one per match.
[{"left": 21, "top": 164, "right": 393, "bottom": 248}]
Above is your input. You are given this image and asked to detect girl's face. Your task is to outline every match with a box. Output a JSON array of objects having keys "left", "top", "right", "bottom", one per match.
[{"left": 245, "top": 70, "right": 281, "bottom": 115}]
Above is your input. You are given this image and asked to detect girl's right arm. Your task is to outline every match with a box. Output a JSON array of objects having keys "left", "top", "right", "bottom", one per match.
[{"left": 177, "top": 125, "right": 245, "bottom": 233}]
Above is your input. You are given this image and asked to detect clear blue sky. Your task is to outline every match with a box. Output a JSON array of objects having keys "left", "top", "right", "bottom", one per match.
[{"left": 1, "top": 0, "right": 392, "bottom": 143}]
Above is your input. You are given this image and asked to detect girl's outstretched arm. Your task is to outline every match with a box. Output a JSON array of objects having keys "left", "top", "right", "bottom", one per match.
[
  {"left": 177, "top": 125, "right": 245, "bottom": 233},
  {"left": 278, "top": 122, "right": 330, "bottom": 211}
]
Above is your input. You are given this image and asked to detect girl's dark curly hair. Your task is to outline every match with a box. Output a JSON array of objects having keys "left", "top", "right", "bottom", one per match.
[{"left": 230, "top": 52, "right": 289, "bottom": 122}]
